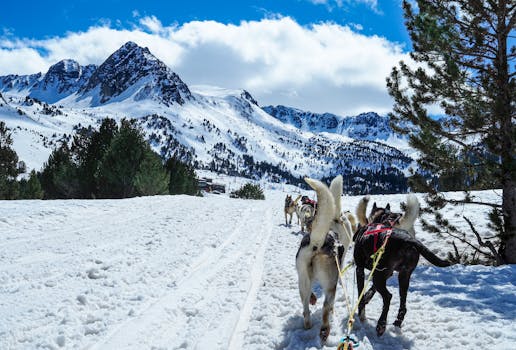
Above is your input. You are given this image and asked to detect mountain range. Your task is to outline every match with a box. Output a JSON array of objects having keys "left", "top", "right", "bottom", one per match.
[{"left": 0, "top": 41, "right": 413, "bottom": 194}]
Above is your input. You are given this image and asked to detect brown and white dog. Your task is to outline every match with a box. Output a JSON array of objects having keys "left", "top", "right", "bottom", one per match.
[
  {"left": 295, "top": 175, "right": 354, "bottom": 343},
  {"left": 356, "top": 194, "right": 420, "bottom": 237},
  {"left": 284, "top": 194, "right": 301, "bottom": 226}
]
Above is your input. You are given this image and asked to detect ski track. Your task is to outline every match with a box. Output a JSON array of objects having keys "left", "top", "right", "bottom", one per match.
[
  {"left": 228, "top": 207, "right": 273, "bottom": 350},
  {"left": 89, "top": 203, "right": 262, "bottom": 349}
]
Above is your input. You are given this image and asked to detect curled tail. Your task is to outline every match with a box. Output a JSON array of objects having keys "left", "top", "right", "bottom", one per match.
[
  {"left": 304, "top": 177, "right": 335, "bottom": 248},
  {"left": 398, "top": 194, "right": 419, "bottom": 237},
  {"left": 415, "top": 240, "right": 452, "bottom": 267},
  {"left": 356, "top": 195, "right": 370, "bottom": 226}
]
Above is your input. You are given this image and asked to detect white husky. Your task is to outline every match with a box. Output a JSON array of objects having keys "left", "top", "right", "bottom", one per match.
[
  {"left": 296, "top": 203, "right": 315, "bottom": 232},
  {"left": 295, "top": 175, "right": 354, "bottom": 342}
]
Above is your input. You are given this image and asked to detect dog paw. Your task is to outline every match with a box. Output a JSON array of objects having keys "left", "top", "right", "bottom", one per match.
[
  {"left": 310, "top": 293, "right": 317, "bottom": 305},
  {"left": 319, "top": 326, "right": 330, "bottom": 343},
  {"left": 393, "top": 319, "right": 402, "bottom": 328},
  {"left": 376, "top": 321, "right": 386, "bottom": 336}
]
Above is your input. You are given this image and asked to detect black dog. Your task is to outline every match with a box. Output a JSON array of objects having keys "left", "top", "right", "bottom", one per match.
[{"left": 353, "top": 208, "right": 452, "bottom": 336}]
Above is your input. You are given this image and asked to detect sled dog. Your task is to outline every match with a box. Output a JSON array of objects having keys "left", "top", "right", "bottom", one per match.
[
  {"left": 295, "top": 175, "right": 354, "bottom": 342},
  {"left": 356, "top": 194, "right": 419, "bottom": 237},
  {"left": 297, "top": 203, "right": 315, "bottom": 232},
  {"left": 284, "top": 194, "right": 301, "bottom": 226},
  {"left": 353, "top": 203, "right": 452, "bottom": 336}
]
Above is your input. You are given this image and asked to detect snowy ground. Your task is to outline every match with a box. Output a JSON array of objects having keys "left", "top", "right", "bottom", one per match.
[{"left": 1, "top": 185, "right": 515, "bottom": 349}]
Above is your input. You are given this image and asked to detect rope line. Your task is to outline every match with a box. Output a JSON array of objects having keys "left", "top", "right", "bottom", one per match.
[{"left": 336, "top": 232, "right": 392, "bottom": 350}]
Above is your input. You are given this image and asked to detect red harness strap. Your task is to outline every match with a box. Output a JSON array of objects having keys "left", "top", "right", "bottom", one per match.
[{"left": 364, "top": 223, "right": 393, "bottom": 253}]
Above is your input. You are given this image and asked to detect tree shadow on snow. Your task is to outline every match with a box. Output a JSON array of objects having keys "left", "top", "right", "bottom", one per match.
[{"left": 409, "top": 265, "right": 516, "bottom": 321}]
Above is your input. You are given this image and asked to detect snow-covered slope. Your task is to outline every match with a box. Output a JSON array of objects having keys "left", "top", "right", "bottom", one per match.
[
  {"left": 0, "top": 42, "right": 414, "bottom": 193},
  {"left": 0, "top": 187, "right": 513, "bottom": 349}
]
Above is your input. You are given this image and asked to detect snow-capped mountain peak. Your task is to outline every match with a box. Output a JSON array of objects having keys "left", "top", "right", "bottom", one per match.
[
  {"left": 78, "top": 41, "right": 192, "bottom": 106},
  {"left": 29, "top": 59, "right": 97, "bottom": 103}
]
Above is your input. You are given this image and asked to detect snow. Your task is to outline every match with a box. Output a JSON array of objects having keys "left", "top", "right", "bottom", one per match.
[{"left": 1, "top": 186, "right": 514, "bottom": 350}]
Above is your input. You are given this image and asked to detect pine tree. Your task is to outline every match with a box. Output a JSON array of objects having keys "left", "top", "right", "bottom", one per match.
[
  {"left": 40, "top": 144, "right": 80, "bottom": 199},
  {"left": 0, "top": 121, "right": 19, "bottom": 199},
  {"left": 387, "top": 1, "right": 515, "bottom": 264},
  {"left": 72, "top": 118, "right": 118, "bottom": 198},
  {"left": 165, "top": 157, "right": 198, "bottom": 195},
  {"left": 230, "top": 183, "right": 265, "bottom": 200},
  {"left": 18, "top": 170, "right": 44, "bottom": 199},
  {"left": 134, "top": 146, "right": 169, "bottom": 196},
  {"left": 96, "top": 119, "right": 147, "bottom": 198}
]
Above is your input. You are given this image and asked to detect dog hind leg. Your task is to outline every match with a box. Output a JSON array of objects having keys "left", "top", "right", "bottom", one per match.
[
  {"left": 296, "top": 253, "right": 313, "bottom": 329},
  {"left": 394, "top": 270, "right": 412, "bottom": 328},
  {"left": 320, "top": 285, "right": 336, "bottom": 343},
  {"left": 373, "top": 271, "right": 392, "bottom": 336},
  {"left": 356, "top": 266, "right": 367, "bottom": 322}
]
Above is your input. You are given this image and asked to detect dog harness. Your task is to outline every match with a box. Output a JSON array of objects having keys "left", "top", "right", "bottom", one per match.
[{"left": 363, "top": 223, "right": 394, "bottom": 253}]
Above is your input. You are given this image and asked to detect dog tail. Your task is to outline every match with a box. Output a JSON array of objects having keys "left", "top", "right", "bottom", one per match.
[
  {"left": 293, "top": 194, "right": 302, "bottom": 205},
  {"left": 356, "top": 195, "right": 370, "bottom": 226},
  {"left": 414, "top": 240, "right": 453, "bottom": 267},
  {"left": 329, "top": 175, "right": 343, "bottom": 220},
  {"left": 304, "top": 177, "right": 335, "bottom": 248},
  {"left": 398, "top": 194, "right": 419, "bottom": 237},
  {"left": 344, "top": 211, "right": 358, "bottom": 233}
]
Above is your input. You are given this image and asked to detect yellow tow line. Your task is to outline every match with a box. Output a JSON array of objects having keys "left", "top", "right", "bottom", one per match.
[{"left": 335, "top": 234, "right": 391, "bottom": 350}]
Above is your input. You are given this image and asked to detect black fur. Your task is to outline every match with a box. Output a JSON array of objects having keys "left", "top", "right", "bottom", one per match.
[{"left": 353, "top": 214, "right": 452, "bottom": 336}]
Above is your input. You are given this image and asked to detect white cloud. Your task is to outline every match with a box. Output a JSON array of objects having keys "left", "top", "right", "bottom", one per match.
[
  {"left": 0, "top": 16, "right": 410, "bottom": 116},
  {"left": 139, "top": 15, "right": 164, "bottom": 34}
]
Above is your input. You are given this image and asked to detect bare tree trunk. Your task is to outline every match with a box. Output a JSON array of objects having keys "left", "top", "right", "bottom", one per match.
[
  {"left": 497, "top": 2, "right": 516, "bottom": 263},
  {"left": 502, "top": 181, "right": 516, "bottom": 263}
]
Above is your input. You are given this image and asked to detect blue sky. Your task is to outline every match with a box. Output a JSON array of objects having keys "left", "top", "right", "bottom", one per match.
[
  {"left": 0, "top": 0, "right": 412, "bottom": 115},
  {"left": 1, "top": 0, "right": 409, "bottom": 45}
]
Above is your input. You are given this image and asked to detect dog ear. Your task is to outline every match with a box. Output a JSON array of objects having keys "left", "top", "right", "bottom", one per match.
[
  {"left": 372, "top": 202, "right": 377, "bottom": 210},
  {"left": 386, "top": 203, "right": 391, "bottom": 211}
]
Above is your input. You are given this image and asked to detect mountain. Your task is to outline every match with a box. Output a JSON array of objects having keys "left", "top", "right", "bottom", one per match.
[
  {"left": 0, "top": 42, "right": 413, "bottom": 194},
  {"left": 78, "top": 41, "right": 192, "bottom": 106},
  {"left": 30, "top": 60, "right": 97, "bottom": 103},
  {"left": 262, "top": 105, "right": 397, "bottom": 142}
]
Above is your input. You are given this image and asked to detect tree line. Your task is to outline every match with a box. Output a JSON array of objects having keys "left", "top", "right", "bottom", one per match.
[
  {"left": 388, "top": 0, "right": 515, "bottom": 264},
  {"left": 0, "top": 118, "right": 198, "bottom": 200}
]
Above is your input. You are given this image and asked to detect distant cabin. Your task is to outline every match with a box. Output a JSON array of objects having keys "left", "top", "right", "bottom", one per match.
[{"left": 198, "top": 177, "right": 226, "bottom": 194}]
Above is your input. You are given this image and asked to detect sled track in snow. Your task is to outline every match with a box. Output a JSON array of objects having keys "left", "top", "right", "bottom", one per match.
[
  {"left": 228, "top": 207, "right": 273, "bottom": 350},
  {"left": 89, "top": 202, "right": 272, "bottom": 349}
]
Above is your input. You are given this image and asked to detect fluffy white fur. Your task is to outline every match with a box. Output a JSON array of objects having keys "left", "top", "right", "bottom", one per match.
[
  {"left": 295, "top": 175, "right": 353, "bottom": 342},
  {"left": 397, "top": 194, "right": 419, "bottom": 237},
  {"left": 296, "top": 203, "right": 315, "bottom": 232},
  {"left": 356, "top": 195, "right": 371, "bottom": 226}
]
